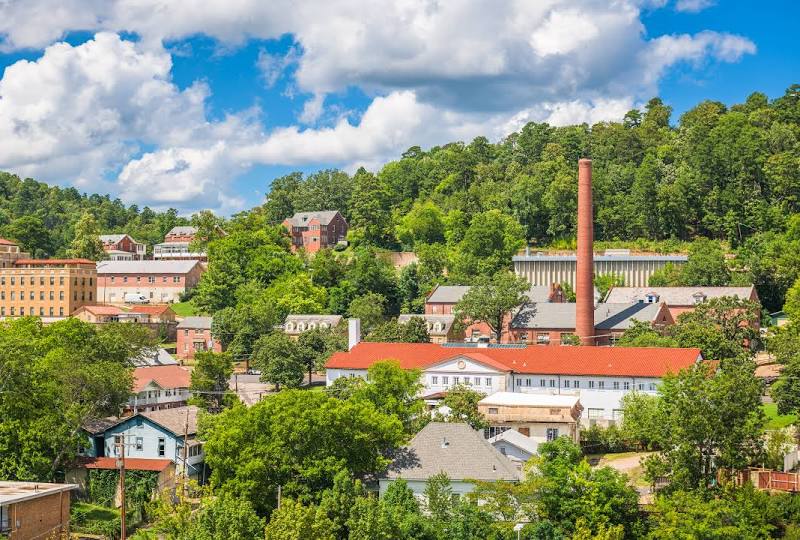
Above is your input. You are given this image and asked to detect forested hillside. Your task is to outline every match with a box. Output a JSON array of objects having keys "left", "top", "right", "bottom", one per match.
[
  {"left": 262, "top": 85, "right": 800, "bottom": 249},
  {"left": 0, "top": 172, "right": 189, "bottom": 257}
]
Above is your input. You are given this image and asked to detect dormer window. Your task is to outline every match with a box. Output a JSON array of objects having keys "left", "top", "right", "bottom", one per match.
[
  {"left": 692, "top": 292, "right": 707, "bottom": 305},
  {"left": 433, "top": 322, "right": 443, "bottom": 332},
  {"left": 308, "top": 322, "right": 316, "bottom": 330},
  {"left": 645, "top": 293, "right": 659, "bottom": 303},
  {"left": 297, "top": 322, "right": 305, "bottom": 332},
  {"left": 285, "top": 322, "right": 294, "bottom": 332}
]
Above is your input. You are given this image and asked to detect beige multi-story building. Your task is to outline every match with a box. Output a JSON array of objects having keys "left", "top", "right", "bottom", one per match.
[
  {"left": 0, "top": 238, "right": 28, "bottom": 268},
  {"left": 0, "top": 258, "right": 97, "bottom": 319},
  {"left": 513, "top": 249, "right": 688, "bottom": 288}
]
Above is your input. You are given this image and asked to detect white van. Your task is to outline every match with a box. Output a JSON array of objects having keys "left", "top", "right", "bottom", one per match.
[{"left": 124, "top": 293, "right": 150, "bottom": 304}]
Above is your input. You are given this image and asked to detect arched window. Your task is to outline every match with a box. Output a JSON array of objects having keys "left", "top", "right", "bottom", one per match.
[
  {"left": 308, "top": 322, "right": 317, "bottom": 330},
  {"left": 285, "top": 322, "right": 294, "bottom": 332},
  {"left": 297, "top": 322, "right": 305, "bottom": 332}
]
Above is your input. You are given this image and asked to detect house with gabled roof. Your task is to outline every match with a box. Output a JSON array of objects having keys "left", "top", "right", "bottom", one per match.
[
  {"left": 381, "top": 422, "right": 521, "bottom": 499},
  {"left": 282, "top": 210, "right": 348, "bottom": 253},
  {"left": 128, "top": 365, "right": 191, "bottom": 413},
  {"left": 326, "top": 341, "right": 702, "bottom": 422},
  {"left": 604, "top": 286, "right": 760, "bottom": 321},
  {"left": 99, "top": 233, "right": 146, "bottom": 260}
]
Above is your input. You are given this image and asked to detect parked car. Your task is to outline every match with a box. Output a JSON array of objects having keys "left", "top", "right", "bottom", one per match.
[{"left": 124, "top": 293, "right": 150, "bottom": 304}]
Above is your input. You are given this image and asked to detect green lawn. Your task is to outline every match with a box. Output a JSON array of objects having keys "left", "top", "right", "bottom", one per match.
[
  {"left": 763, "top": 403, "right": 797, "bottom": 429},
  {"left": 171, "top": 301, "right": 201, "bottom": 317},
  {"left": 72, "top": 501, "right": 119, "bottom": 521}
]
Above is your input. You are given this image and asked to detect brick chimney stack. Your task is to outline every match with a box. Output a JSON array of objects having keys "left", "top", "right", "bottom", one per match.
[{"left": 576, "top": 158, "right": 595, "bottom": 346}]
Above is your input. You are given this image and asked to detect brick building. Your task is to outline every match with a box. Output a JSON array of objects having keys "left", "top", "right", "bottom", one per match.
[
  {"left": 0, "top": 481, "right": 77, "bottom": 539},
  {"left": 0, "top": 238, "right": 28, "bottom": 268},
  {"left": 0, "top": 259, "right": 97, "bottom": 318},
  {"left": 96, "top": 260, "right": 204, "bottom": 304},
  {"left": 177, "top": 316, "right": 221, "bottom": 360},
  {"left": 99, "top": 234, "right": 146, "bottom": 260},
  {"left": 282, "top": 211, "right": 348, "bottom": 253}
]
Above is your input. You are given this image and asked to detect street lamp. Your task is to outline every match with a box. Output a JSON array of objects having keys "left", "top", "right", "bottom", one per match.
[{"left": 514, "top": 522, "right": 525, "bottom": 540}]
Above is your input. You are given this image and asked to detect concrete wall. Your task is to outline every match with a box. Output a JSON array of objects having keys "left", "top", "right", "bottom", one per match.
[{"left": 514, "top": 257, "right": 687, "bottom": 289}]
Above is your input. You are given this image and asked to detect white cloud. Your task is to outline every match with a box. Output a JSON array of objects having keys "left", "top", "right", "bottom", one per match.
[
  {"left": 0, "top": 1, "right": 758, "bottom": 213},
  {"left": 675, "top": 0, "right": 716, "bottom": 13}
]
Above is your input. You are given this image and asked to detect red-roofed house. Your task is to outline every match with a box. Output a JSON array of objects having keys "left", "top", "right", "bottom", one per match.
[
  {"left": 127, "top": 365, "right": 191, "bottom": 413},
  {"left": 326, "top": 342, "right": 702, "bottom": 422},
  {"left": 129, "top": 304, "right": 177, "bottom": 323}
]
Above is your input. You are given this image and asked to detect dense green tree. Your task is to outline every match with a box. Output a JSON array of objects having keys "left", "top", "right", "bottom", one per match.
[
  {"left": 366, "top": 317, "right": 431, "bottom": 343},
  {"left": 2, "top": 215, "right": 53, "bottom": 257},
  {"left": 296, "top": 327, "right": 347, "bottom": 384},
  {"left": 189, "top": 209, "right": 227, "bottom": 253},
  {"left": 0, "top": 318, "right": 143, "bottom": 480},
  {"left": 190, "top": 493, "right": 266, "bottom": 540},
  {"left": 454, "top": 271, "right": 529, "bottom": 342},
  {"left": 348, "top": 292, "right": 387, "bottom": 332},
  {"left": 264, "top": 499, "right": 335, "bottom": 540},
  {"left": 66, "top": 211, "right": 105, "bottom": 260},
  {"left": 189, "top": 351, "right": 237, "bottom": 413},
  {"left": 616, "top": 320, "right": 678, "bottom": 348},
  {"left": 201, "top": 390, "right": 404, "bottom": 514},
  {"left": 451, "top": 210, "right": 525, "bottom": 278},
  {"left": 251, "top": 333, "right": 305, "bottom": 390},
  {"left": 319, "top": 470, "right": 365, "bottom": 539},
  {"left": 434, "top": 384, "right": 487, "bottom": 430},
  {"left": 352, "top": 361, "right": 424, "bottom": 434},
  {"left": 395, "top": 201, "right": 446, "bottom": 248},
  {"left": 672, "top": 296, "right": 761, "bottom": 361}
]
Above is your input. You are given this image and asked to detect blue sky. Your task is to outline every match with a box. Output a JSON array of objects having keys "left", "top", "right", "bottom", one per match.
[{"left": 0, "top": 0, "right": 796, "bottom": 215}]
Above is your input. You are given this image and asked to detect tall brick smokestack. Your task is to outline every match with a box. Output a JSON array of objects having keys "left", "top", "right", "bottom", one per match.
[{"left": 576, "top": 158, "right": 595, "bottom": 346}]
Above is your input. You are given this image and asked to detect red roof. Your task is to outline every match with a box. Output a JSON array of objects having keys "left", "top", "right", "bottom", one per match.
[
  {"left": 78, "top": 305, "right": 124, "bottom": 316},
  {"left": 0, "top": 237, "right": 18, "bottom": 246},
  {"left": 129, "top": 305, "right": 173, "bottom": 315},
  {"left": 14, "top": 258, "right": 95, "bottom": 266},
  {"left": 79, "top": 457, "right": 173, "bottom": 472},
  {"left": 326, "top": 342, "right": 702, "bottom": 378},
  {"left": 133, "top": 365, "right": 191, "bottom": 392}
]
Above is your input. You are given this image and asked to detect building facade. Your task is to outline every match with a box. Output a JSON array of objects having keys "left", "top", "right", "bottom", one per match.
[
  {"left": 0, "top": 259, "right": 97, "bottom": 318},
  {"left": 282, "top": 211, "right": 348, "bottom": 253},
  {"left": 283, "top": 314, "right": 343, "bottom": 338},
  {"left": 326, "top": 342, "right": 701, "bottom": 421},
  {"left": 0, "top": 482, "right": 76, "bottom": 540},
  {"left": 97, "top": 260, "right": 204, "bottom": 304},
  {"left": 513, "top": 250, "right": 688, "bottom": 289},
  {"left": 604, "top": 286, "right": 760, "bottom": 321},
  {"left": 0, "top": 238, "right": 28, "bottom": 269},
  {"left": 177, "top": 316, "right": 221, "bottom": 360},
  {"left": 153, "top": 226, "right": 213, "bottom": 261},
  {"left": 477, "top": 392, "right": 582, "bottom": 446},
  {"left": 129, "top": 365, "right": 191, "bottom": 413},
  {"left": 99, "top": 234, "right": 147, "bottom": 261}
]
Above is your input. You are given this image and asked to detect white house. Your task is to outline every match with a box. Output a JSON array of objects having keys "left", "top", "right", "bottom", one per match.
[
  {"left": 380, "top": 422, "right": 520, "bottom": 499},
  {"left": 326, "top": 341, "right": 702, "bottom": 421},
  {"left": 488, "top": 429, "right": 539, "bottom": 463},
  {"left": 128, "top": 365, "right": 191, "bottom": 413}
]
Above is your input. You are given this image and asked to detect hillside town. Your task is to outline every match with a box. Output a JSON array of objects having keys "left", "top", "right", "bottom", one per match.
[{"left": 0, "top": 2, "right": 799, "bottom": 539}]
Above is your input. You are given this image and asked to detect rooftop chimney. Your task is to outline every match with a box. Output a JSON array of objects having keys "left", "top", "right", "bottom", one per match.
[
  {"left": 576, "top": 159, "right": 595, "bottom": 346},
  {"left": 348, "top": 318, "right": 361, "bottom": 351}
]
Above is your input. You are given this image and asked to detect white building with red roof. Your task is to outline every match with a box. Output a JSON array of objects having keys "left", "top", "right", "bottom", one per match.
[
  {"left": 128, "top": 365, "right": 191, "bottom": 413},
  {"left": 326, "top": 342, "right": 702, "bottom": 422}
]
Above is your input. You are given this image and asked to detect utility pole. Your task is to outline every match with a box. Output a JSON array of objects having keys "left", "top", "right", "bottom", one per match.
[
  {"left": 115, "top": 435, "right": 132, "bottom": 540},
  {"left": 181, "top": 407, "right": 190, "bottom": 498}
]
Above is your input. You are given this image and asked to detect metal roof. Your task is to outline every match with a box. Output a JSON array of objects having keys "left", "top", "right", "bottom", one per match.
[
  {"left": 513, "top": 254, "right": 688, "bottom": 262},
  {"left": 177, "top": 316, "right": 213, "bottom": 329},
  {"left": 0, "top": 482, "right": 77, "bottom": 505},
  {"left": 97, "top": 260, "right": 201, "bottom": 274},
  {"left": 166, "top": 226, "right": 198, "bottom": 236},
  {"left": 427, "top": 285, "right": 556, "bottom": 304},
  {"left": 385, "top": 422, "right": 521, "bottom": 482},
  {"left": 604, "top": 286, "right": 756, "bottom": 305},
  {"left": 511, "top": 302, "right": 665, "bottom": 330}
]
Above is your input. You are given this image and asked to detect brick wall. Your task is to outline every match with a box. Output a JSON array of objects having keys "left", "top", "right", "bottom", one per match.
[{"left": 7, "top": 491, "right": 70, "bottom": 540}]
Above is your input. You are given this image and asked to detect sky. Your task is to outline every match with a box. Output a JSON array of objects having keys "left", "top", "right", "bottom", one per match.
[{"left": 0, "top": 0, "right": 796, "bottom": 215}]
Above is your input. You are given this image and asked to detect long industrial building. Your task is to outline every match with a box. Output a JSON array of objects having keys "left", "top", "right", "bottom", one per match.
[{"left": 513, "top": 250, "right": 687, "bottom": 288}]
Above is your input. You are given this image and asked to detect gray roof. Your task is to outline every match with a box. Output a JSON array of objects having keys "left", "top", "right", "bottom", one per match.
[
  {"left": 427, "top": 285, "right": 556, "bottom": 305},
  {"left": 177, "top": 316, "right": 213, "bottom": 330},
  {"left": 285, "top": 210, "right": 342, "bottom": 227},
  {"left": 99, "top": 234, "right": 127, "bottom": 243},
  {"left": 284, "top": 314, "right": 343, "bottom": 332},
  {"left": 511, "top": 302, "right": 665, "bottom": 330},
  {"left": 385, "top": 422, "right": 521, "bottom": 482},
  {"left": 83, "top": 417, "right": 121, "bottom": 435},
  {"left": 132, "top": 348, "right": 178, "bottom": 367},
  {"left": 488, "top": 429, "right": 539, "bottom": 456},
  {"left": 397, "top": 314, "right": 456, "bottom": 336},
  {"left": 604, "top": 286, "right": 756, "bottom": 305},
  {"left": 96, "top": 260, "right": 201, "bottom": 274},
  {"left": 513, "top": 254, "right": 688, "bottom": 262},
  {"left": 141, "top": 405, "right": 199, "bottom": 437},
  {"left": 166, "top": 226, "right": 198, "bottom": 236}
]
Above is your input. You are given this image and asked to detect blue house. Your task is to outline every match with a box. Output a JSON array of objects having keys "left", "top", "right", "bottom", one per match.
[{"left": 81, "top": 405, "right": 206, "bottom": 481}]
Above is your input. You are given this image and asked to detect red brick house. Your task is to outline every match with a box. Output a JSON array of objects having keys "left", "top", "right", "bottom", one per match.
[
  {"left": 176, "top": 316, "right": 222, "bottom": 361},
  {"left": 282, "top": 211, "right": 348, "bottom": 253},
  {"left": 99, "top": 234, "right": 147, "bottom": 260}
]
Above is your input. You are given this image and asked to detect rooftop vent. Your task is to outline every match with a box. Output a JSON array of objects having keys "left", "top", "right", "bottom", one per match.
[{"left": 441, "top": 437, "right": 449, "bottom": 448}]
